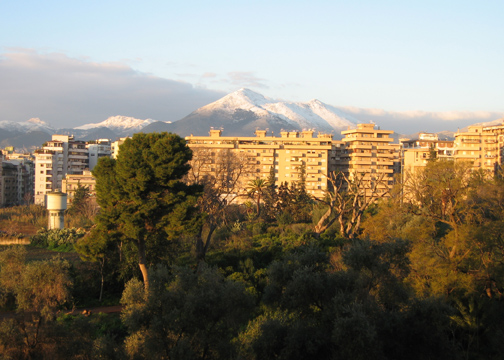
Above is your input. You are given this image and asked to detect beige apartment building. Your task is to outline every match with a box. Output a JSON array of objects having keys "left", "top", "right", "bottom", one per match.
[
  {"left": 400, "top": 124, "right": 504, "bottom": 178},
  {"left": 401, "top": 133, "right": 455, "bottom": 178},
  {"left": 340, "top": 123, "right": 401, "bottom": 195},
  {"left": 61, "top": 170, "right": 97, "bottom": 205},
  {"left": 453, "top": 124, "right": 504, "bottom": 174},
  {"left": 186, "top": 129, "right": 345, "bottom": 199},
  {"left": 185, "top": 125, "right": 400, "bottom": 199}
]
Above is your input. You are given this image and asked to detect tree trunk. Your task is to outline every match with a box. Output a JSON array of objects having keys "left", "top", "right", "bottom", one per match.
[
  {"left": 195, "top": 227, "right": 205, "bottom": 262},
  {"left": 256, "top": 193, "right": 261, "bottom": 216},
  {"left": 137, "top": 240, "right": 149, "bottom": 291},
  {"left": 99, "top": 257, "right": 105, "bottom": 302}
]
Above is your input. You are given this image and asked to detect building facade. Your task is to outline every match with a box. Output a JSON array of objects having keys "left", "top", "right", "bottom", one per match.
[
  {"left": 34, "top": 135, "right": 89, "bottom": 205},
  {"left": 186, "top": 129, "right": 345, "bottom": 199},
  {"left": 340, "top": 124, "right": 401, "bottom": 195},
  {"left": 186, "top": 125, "right": 400, "bottom": 199},
  {"left": 453, "top": 125, "right": 504, "bottom": 174},
  {"left": 401, "top": 133, "right": 455, "bottom": 178},
  {"left": 87, "top": 139, "right": 112, "bottom": 170},
  {"left": 61, "top": 170, "right": 96, "bottom": 204}
]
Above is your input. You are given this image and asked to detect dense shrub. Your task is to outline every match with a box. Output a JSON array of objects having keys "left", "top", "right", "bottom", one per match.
[{"left": 31, "top": 228, "right": 86, "bottom": 251}]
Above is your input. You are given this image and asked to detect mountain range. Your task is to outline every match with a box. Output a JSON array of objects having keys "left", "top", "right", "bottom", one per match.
[{"left": 1, "top": 88, "right": 502, "bottom": 150}]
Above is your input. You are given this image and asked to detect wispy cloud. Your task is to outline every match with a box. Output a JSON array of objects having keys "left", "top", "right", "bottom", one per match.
[
  {"left": 0, "top": 49, "right": 225, "bottom": 128},
  {"left": 226, "top": 71, "right": 268, "bottom": 89},
  {"left": 201, "top": 72, "right": 217, "bottom": 78}
]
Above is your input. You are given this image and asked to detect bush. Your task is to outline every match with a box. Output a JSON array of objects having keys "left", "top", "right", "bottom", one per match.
[{"left": 31, "top": 228, "right": 86, "bottom": 251}]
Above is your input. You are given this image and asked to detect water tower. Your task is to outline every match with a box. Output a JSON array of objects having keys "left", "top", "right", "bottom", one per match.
[{"left": 46, "top": 191, "right": 67, "bottom": 229}]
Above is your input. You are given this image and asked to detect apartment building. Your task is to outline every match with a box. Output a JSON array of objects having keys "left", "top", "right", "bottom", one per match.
[
  {"left": 62, "top": 170, "right": 96, "bottom": 204},
  {"left": 0, "top": 147, "right": 36, "bottom": 207},
  {"left": 34, "top": 135, "right": 89, "bottom": 205},
  {"left": 453, "top": 125, "right": 504, "bottom": 174},
  {"left": 401, "top": 133, "right": 455, "bottom": 177},
  {"left": 111, "top": 137, "right": 129, "bottom": 159},
  {"left": 87, "top": 139, "right": 112, "bottom": 170},
  {"left": 186, "top": 129, "right": 345, "bottom": 198},
  {"left": 340, "top": 123, "right": 401, "bottom": 194}
]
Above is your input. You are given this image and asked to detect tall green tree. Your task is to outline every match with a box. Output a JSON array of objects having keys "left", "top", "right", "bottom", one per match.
[{"left": 92, "top": 132, "right": 202, "bottom": 289}]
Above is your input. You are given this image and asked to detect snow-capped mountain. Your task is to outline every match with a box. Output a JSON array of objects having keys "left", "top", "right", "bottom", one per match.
[
  {"left": 144, "top": 88, "right": 358, "bottom": 137},
  {"left": 198, "top": 88, "right": 357, "bottom": 132},
  {"left": 75, "top": 115, "right": 162, "bottom": 136},
  {"left": 471, "top": 117, "right": 504, "bottom": 128},
  {"left": 0, "top": 118, "right": 55, "bottom": 133}
]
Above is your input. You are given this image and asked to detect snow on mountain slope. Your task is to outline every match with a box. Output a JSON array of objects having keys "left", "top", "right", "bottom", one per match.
[
  {"left": 75, "top": 115, "right": 160, "bottom": 132},
  {"left": 195, "top": 88, "right": 356, "bottom": 132},
  {"left": 472, "top": 118, "right": 504, "bottom": 127},
  {"left": 0, "top": 118, "right": 54, "bottom": 133}
]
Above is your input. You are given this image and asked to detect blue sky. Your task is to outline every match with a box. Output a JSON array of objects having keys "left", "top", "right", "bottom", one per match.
[{"left": 1, "top": 0, "right": 503, "bottom": 131}]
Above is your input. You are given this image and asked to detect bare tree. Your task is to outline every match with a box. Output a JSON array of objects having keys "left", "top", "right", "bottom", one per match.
[
  {"left": 187, "top": 148, "right": 254, "bottom": 261},
  {"left": 314, "top": 171, "right": 390, "bottom": 239}
]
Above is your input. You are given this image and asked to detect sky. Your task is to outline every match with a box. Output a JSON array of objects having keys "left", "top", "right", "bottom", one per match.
[{"left": 1, "top": 0, "right": 503, "bottom": 132}]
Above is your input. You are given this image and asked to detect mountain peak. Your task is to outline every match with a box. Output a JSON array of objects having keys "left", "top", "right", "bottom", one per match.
[
  {"left": 187, "top": 89, "right": 357, "bottom": 136},
  {"left": 27, "top": 117, "right": 49, "bottom": 126},
  {"left": 75, "top": 115, "right": 157, "bottom": 131},
  {"left": 222, "top": 88, "right": 270, "bottom": 106}
]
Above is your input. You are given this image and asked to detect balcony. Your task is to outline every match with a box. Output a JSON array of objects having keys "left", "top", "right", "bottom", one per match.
[
  {"left": 376, "top": 145, "right": 397, "bottom": 150},
  {"left": 376, "top": 168, "right": 394, "bottom": 174},
  {"left": 352, "top": 144, "right": 373, "bottom": 150},
  {"left": 460, "top": 138, "right": 481, "bottom": 143}
]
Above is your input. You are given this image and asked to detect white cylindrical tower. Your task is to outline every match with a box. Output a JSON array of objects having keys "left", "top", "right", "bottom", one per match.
[{"left": 46, "top": 191, "right": 67, "bottom": 229}]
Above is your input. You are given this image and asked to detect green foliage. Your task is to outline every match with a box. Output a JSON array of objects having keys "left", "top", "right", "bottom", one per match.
[
  {"left": 121, "top": 264, "right": 254, "bottom": 359},
  {"left": 31, "top": 227, "right": 86, "bottom": 251},
  {"left": 92, "top": 132, "right": 202, "bottom": 287},
  {"left": 67, "top": 182, "right": 89, "bottom": 215},
  {"left": 237, "top": 239, "right": 459, "bottom": 359},
  {"left": 0, "top": 247, "right": 76, "bottom": 358}
]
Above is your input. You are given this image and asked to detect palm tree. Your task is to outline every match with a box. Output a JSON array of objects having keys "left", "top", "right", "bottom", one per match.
[{"left": 247, "top": 178, "right": 267, "bottom": 216}]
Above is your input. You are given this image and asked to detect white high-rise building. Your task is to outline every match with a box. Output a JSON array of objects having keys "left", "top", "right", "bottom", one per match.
[
  {"left": 34, "top": 135, "right": 89, "bottom": 205},
  {"left": 87, "top": 139, "right": 112, "bottom": 170}
]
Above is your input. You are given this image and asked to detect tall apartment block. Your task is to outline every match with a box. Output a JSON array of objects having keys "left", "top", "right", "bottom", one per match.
[
  {"left": 186, "top": 129, "right": 345, "bottom": 198},
  {"left": 0, "top": 149, "right": 35, "bottom": 207},
  {"left": 400, "top": 124, "right": 504, "bottom": 178},
  {"left": 453, "top": 124, "right": 504, "bottom": 174},
  {"left": 340, "top": 124, "right": 401, "bottom": 194},
  {"left": 87, "top": 139, "right": 112, "bottom": 170},
  {"left": 34, "top": 135, "right": 89, "bottom": 205}
]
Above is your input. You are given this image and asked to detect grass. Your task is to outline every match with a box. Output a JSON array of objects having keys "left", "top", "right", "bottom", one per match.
[{"left": 0, "top": 205, "right": 47, "bottom": 236}]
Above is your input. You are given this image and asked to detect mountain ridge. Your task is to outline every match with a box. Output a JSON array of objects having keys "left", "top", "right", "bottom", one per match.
[{"left": 2, "top": 89, "right": 503, "bottom": 149}]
